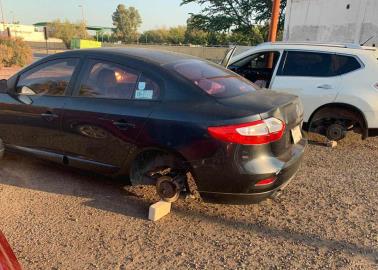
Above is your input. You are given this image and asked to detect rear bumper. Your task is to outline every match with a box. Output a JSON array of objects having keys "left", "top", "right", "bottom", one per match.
[
  {"left": 190, "top": 138, "right": 307, "bottom": 204},
  {"left": 199, "top": 173, "right": 296, "bottom": 204}
]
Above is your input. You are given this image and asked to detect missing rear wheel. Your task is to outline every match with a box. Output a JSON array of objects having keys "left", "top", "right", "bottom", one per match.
[
  {"left": 326, "top": 123, "right": 347, "bottom": 141},
  {"left": 156, "top": 176, "right": 181, "bottom": 202}
]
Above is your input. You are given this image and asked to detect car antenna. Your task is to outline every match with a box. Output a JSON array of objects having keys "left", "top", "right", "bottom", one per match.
[{"left": 361, "top": 35, "right": 376, "bottom": 46}]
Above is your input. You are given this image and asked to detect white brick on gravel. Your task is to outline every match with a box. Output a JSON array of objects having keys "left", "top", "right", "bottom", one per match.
[{"left": 148, "top": 201, "right": 172, "bottom": 221}]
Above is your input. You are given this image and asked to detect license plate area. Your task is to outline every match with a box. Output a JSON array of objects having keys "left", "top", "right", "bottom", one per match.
[{"left": 291, "top": 125, "right": 302, "bottom": 144}]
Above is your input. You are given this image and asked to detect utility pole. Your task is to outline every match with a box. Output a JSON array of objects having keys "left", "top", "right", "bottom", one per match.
[
  {"left": 268, "top": 0, "right": 281, "bottom": 42},
  {"left": 267, "top": 0, "right": 281, "bottom": 68},
  {"left": 0, "top": 0, "right": 6, "bottom": 29}
]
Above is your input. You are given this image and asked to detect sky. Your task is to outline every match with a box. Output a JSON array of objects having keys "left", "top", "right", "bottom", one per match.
[{"left": 0, "top": 0, "right": 202, "bottom": 31}]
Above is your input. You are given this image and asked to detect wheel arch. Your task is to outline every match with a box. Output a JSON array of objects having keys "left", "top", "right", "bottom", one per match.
[
  {"left": 308, "top": 102, "right": 368, "bottom": 139},
  {"left": 125, "top": 146, "right": 197, "bottom": 188}
]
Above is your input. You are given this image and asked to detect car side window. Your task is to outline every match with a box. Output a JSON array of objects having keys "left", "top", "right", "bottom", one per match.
[
  {"left": 134, "top": 74, "right": 160, "bottom": 100},
  {"left": 232, "top": 51, "right": 280, "bottom": 70},
  {"left": 278, "top": 51, "right": 333, "bottom": 77},
  {"left": 16, "top": 58, "right": 79, "bottom": 96},
  {"left": 78, "top": 60, "right": 160, "bottom": 100},
  {"left": 79, "top": 60, "right": 140, "bottom": 99},
  {"left": 332, "top": 54, "right": 361, "bottom": 75}
]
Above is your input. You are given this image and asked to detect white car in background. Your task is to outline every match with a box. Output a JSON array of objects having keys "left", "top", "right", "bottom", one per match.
[{"left": 225, "top": 42, "right": 378, "bottom": 141}]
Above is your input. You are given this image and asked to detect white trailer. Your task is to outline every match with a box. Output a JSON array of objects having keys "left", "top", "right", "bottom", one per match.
[{"left": 283, "top": 0, "right": 378, "bottom": 46}]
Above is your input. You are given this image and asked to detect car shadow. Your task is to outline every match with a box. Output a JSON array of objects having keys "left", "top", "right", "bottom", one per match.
[
  {"left": 0, "top": 153, "right": 376, "bottom": 263},
  {"left": 0, "top": 152, "right": 152, "bottom": 220}
]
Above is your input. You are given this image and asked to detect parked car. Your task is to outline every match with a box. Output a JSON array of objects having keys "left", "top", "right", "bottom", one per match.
[
  {"left": 225, "top": 42, "right": 378, "bottom": 141},
  {"left": 0, "top": 230, "right": 22, "bottom": 270},
  {"left": 0, "top": 48, "right": 306, "bottom": 204}
]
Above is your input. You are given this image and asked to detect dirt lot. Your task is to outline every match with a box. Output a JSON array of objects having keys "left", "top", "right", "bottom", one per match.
[{"left": 0, "top": 134, "right": 376, "bottom": 270}]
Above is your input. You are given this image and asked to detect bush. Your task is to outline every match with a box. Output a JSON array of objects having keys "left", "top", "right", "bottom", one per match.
[
  {"left": 0, "top": 37, "right": 33, "bottom": 67},
  {"left": 48, "top": 20, "right": 89, "bottom": 48}
]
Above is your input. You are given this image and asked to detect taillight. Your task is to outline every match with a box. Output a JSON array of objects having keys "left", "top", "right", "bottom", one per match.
[
  {"left": 207, "top": 117, "right": 285, "bottom": 145},
  {"left": 255, "top": 177, "right": 276, "bottom": 186}
]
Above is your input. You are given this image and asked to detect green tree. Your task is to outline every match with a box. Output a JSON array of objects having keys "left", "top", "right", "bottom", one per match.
[
  {"left": 207, "top": 32, "right": 228, "bottom": 45},
  {"left": 181, "top": 0, "right": 287, "bottom": 40},
  {"left": 139, "top": 28, "right": 169, "bottom": 44},
  {"left": 112, "top": 4, "right": 142, "bottom": 43},
  {"left": 139, "top": 27, "right": 186, "bottom": 45},
  {"left": 48, "top": 20, "right": 89, "bottom": 48},
  {"left": 228, "top": 27, "right": 264, "bottom": 45},
  {"left": 184, "top": 28, "right": 208, "bottom": 45},
  {"left": 167, "top": 26, "right": 186, "bottom": 44}
]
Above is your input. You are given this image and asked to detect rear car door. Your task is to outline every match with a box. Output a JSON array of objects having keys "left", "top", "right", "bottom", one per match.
[
  {"left": 60, "top": 57, "right": 161, "bottom": 173},
  {"left": 271, "top": 51, "right": 340, "bottom": 122},
  {"left": 0, "top": 58, "right": 79, "bottom": 157}
]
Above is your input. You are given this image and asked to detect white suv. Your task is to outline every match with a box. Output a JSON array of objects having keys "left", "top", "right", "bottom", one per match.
[{"left": 226, "top": 42, "right": 378, "bottom": 141}]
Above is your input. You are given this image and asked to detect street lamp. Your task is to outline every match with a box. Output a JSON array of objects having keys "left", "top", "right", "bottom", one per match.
[
  {"left": 0, "top": 0, "right": 6, "bottom": 28},
  {"left": 78, "top": 4, "right": 86, "bottom": 23},
  {"left": 9, "top": 11, "right": 14, "bottom": 24}
]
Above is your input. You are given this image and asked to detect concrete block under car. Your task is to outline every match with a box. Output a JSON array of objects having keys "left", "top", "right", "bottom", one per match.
[
  {"left": 148, "top": 201, "right": 172, "bottom": 221},
  {"left": 326, "top": 141, "right": 338, "bottom": 148}
]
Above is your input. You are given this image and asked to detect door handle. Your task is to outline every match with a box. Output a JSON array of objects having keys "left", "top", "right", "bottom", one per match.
[
  {"left": 317, "top": 84, "right": 333, "bottom": 90},
  {"left": 113, "top": 120, "right": 136, "bottom": 130},
  {"left": 41, "top": 111, "right": 59, "bottom": 121}
]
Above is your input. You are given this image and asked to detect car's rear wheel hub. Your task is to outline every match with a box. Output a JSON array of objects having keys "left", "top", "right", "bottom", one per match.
[
  {"left": 156, "top": 176, "right": 180, "bottom": 202},
  {"left": 326, "top": 123, "right": 347, "bottom": 141}
]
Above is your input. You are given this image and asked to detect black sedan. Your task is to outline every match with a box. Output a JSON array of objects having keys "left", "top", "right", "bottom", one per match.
[{"left": 0, "top": 48, "right": 306, "bottom": 204}]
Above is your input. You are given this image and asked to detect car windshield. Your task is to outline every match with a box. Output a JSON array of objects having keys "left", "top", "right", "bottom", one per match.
[{"left": 170, "top": 59, "right": 258, "bottom": 98}]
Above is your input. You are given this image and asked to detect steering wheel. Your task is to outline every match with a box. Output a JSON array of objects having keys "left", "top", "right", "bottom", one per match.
[{"left": 238, "top": 68, "right": 261, "bottom": 83}]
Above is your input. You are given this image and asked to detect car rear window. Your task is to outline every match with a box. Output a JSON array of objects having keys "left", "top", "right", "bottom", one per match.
[
  {"left": 171, "top": 60, "right": 257, "bottom": 98},
  {"left": 332, "top": 55, "right": 361, "bottom": 75}
]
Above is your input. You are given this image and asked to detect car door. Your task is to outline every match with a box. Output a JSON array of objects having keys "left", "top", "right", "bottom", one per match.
[
  {"left": 59, "top": 57, "right": 161, "bottom": 173},
  {"left": 228, "top": 50, "right": 281, "bottom": 88},
  {"left": 271, "top": 50, "right": 340, "bottom": 122},
  {"left": 0, "top": 57, "right": 80, "bottom": 159}
]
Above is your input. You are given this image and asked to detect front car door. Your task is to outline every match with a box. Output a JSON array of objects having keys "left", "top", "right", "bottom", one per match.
[
  {"left": 228, "top": 50, "right": 281, "bottom": 88},
  {"left": 60, "top": 57, "right": 161, "bottom": 173},
  {"left": 0, "top": 57, "right": 80, "bottom": 159},
  {"left": 271, "top": 50, "right": 340, "bottom": 122}
]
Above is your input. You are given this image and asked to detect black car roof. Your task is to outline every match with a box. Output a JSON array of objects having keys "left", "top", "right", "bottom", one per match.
[{"left": 55, "top": 47, "right": 200, "bottom": 66}]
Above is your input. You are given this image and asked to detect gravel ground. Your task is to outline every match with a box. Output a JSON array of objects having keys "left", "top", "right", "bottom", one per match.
[{"left": 0, "top": 134, "right": 377, "bottom": 270}]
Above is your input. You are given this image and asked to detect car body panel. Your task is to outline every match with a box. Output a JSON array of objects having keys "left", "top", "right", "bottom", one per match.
[
  {"left": 0, "top": 94, "right": 69, "bottom": 154},
  {"left": 60, "top": 98, "right": 156, "bottom": 170},
  {"left": 0, "top": 231, "right": 22, "bottom": 270},
  {"left": 271, "top": 74, "right": 340, "bottom": 122}
]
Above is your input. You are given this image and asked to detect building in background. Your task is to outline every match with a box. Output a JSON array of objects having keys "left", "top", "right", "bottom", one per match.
[
  {"left": 284, "top": 0, "right": 378, "bottom": 46},
  {"left": 0, "top": 23, "right": 61, "bottom": 42}
]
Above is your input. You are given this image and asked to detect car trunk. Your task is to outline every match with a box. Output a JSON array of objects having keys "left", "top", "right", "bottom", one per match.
[{"left": 216, "top": 90, "right": 304, "bottom": 155}]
